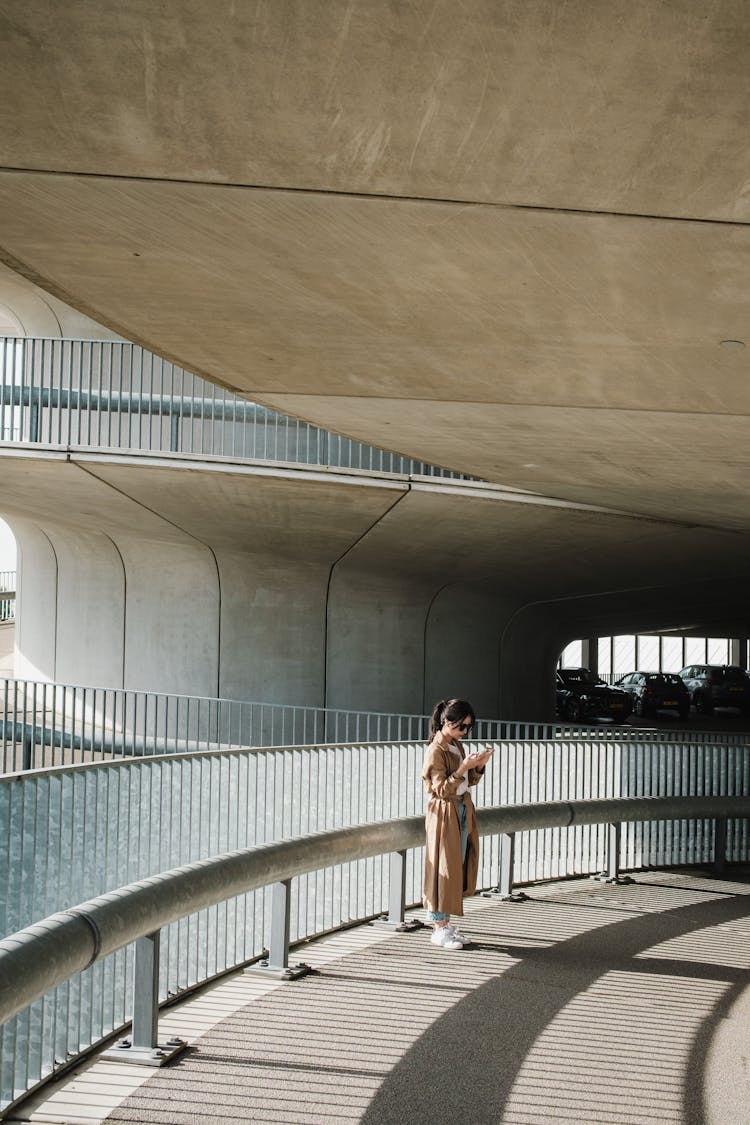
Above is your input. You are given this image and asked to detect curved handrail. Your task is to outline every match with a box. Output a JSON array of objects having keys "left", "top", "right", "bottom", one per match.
[
  {"left": 0, "top": 336, "right": 469, "bottom": 478},
  {"left": 1, "top": 793, "right": 747, "bottom": 1028}
]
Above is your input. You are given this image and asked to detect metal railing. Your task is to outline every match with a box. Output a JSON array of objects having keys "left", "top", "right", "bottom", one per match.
[
  {"left": 0, "top": 574, "right": 13, "bottom": 625},
  {"left": 3, "top": 675, "right": 749, "bottom": 775},
  {"left": 0, "top": 791, "right": 747, "bottom": 1113},
  {"left": 0, "top": 337, "right": 469, "bottom": 477}
]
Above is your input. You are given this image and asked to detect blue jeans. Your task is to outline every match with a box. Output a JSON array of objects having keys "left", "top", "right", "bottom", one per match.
[{"left": 427, "top": 799, "right": 468, "bottom": 923}]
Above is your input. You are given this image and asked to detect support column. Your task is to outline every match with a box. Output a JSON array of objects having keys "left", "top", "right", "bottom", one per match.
[
  {"left": 372, "top": 850, "right": 421, "bottom": 931},
  {"left": 580, "top": 638, "right": 599, "bottom": 676},
  {"left": 104, "top": 931, "right": 187, "bottom": 1065},
  {"left": 714, "top": 818, "right": 728, "bottom": 875},
  {"left": 247, "top": 879, "right": 310, "bottom": 979},
  {"left": 482, "top": 833, "right": 528, "bottom": 902},
  {"left": 592, "top": 823, "right": 633, "bottom": 885}
]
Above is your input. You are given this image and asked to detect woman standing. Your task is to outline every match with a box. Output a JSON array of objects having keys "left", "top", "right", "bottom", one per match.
[{"left": 422, "top": 697, "right": 494, "bottom": 949}]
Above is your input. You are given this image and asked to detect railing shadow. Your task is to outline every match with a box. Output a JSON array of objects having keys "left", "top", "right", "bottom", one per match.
[{"left": 360, "top": 872, "right": 750, "bottom": 1125}]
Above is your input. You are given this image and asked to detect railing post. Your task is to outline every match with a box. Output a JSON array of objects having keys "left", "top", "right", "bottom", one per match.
[
  {"left": 28, "top": 398, "right": 40, "bottom": 442},
  {"left": 593, "top": 822, "right": 633, "bottom": 885},
  {"left": 606, "top": 822, "right": 621, "bottom": 882},
  {"left": 372, "top": 849, "right": 421, "bottom": 931},
  {"left": 389, "top": 848, "right": 406, "bottom": 923},
  {"left": 169, "top": 412, "right": 180, "bottom": 452},
  {"left": 22, "top": 728, "right": 32, "bottom": 772},
  {"left": 714, "top": 817, "right": 728, "bottom": 874},
  {"left": 248, "top": 879, "right": 311, "bottom": 980},
  {"left": 482, "top": 832, "right": 528, "bottom": 902},
  {"left": 104, "top": 930, "right": 187, "bottom": 1066},
  {"left": 132, "top": 931, "right": 160, "bottom": 1051}
]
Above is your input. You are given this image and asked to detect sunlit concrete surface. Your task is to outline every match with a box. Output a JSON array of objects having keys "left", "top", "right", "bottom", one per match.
[
  {"left": 0, "top": 622, "right": 13, "bottom": 675},
  {"left": 9, "top": 869, "right": 750, "bottom": 1125},
  {"left": 2, "top": 1, "right": 750, "bottom": 532}
]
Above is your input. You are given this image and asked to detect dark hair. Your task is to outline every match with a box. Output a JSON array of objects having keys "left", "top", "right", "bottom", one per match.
[{"left": 429, "top": 697, "right": 476, "bottom": 737}]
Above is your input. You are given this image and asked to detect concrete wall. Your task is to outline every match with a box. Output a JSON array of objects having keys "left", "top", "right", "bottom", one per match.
[
  {"left": 326, "top": 567, "right": 434, "bottom": 715},
  {"left": 424, "top": 586, "right": 518, "bottom": 719},
  {"left": 6, "top": 493, "right": 525, "bottom": 718},
  {"left": 5, "top": 452, "right": 750, "bottom": 721},
  {"left": 10, "top": 518, "right": 512, "bottom": 717},
  {"left": 44, "top": 526, "right": 125, "bottom": 688},
  {"left": 0, "top": 622, "right": 13, "bottom": 675},
  {"left": 11, "top": 520, "right": 57, "bottom": 683},
  {"left": 216, "top": 549, "right": 328, "bottom": 706}
]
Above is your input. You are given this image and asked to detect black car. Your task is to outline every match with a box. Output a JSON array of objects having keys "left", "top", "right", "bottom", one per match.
[
  {"left": 678, "top": 665, "right": 750, "bottom": 715},
  {"left": 555, "top": 668, "right": 632, "bottom": 722},
  {"left": 614, "top": 671, "right": 690, "bottom": 720}
]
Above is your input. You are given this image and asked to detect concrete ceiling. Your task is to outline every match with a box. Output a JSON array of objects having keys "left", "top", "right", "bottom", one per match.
[{"left": 1, "top": 0, "right": 750, "bottom": 628}]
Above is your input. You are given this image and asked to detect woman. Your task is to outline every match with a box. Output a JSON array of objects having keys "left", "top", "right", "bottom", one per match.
[{"left": 422, "top": 698, "right": 494, "bottom": 949}]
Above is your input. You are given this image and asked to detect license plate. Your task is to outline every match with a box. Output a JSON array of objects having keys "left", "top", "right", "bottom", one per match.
[{"left": 664, "top": 699, "right": 677, "bottom": 706}]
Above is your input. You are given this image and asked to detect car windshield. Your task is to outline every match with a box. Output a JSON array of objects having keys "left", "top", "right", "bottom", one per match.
[{"left": 646, "top": 673, "right": 682, "bottom": 685}]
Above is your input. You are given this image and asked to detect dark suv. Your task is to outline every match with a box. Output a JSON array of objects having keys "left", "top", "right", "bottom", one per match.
[
  {"left": 614, "top": 671, "right": 690, "bottom": 720},
  {"left": 678, "top": 665, "right": 750, "bottom": 715},
  {"left": 555, "top": 668, "right": 632, "bottom": 722}
]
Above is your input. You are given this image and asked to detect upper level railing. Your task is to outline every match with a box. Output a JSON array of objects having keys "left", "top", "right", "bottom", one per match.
[
  {"left": 0, "top": 337, "right": 470, "bottom": 477},
  {"left": 0, "top": 573, "right": 13, "bottom": 624},
  {"left": 3, "top": 675, "right": 749, "bottom": 775}
]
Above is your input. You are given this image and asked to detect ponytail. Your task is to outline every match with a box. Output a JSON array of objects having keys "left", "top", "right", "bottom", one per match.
[
  {"left": 429, "top": 699, "right": 448, "bottom": 737},
  {"left": 429, "top": 697, "right": 476, "bottom": 738}
]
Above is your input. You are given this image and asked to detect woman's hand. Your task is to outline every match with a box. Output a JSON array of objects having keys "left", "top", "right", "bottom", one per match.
[
  {"left": 456, "top": 748, "right": 494, "bottom": 775},
  {"left": 464, "top": 747, "right": 494, "bottom": 770}
]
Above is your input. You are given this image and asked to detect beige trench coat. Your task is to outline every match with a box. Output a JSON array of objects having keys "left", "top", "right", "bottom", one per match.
[{"left": 422, "top": 732, "right": 485, "bottom": 916}]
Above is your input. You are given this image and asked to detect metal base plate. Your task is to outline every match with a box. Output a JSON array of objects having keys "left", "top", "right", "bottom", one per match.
[
  {"left": 102, "top": 1037, "right": 188, "bottom": 1066},
  {"left": 481, "top": 889, "right": 529, "bottom": 902},
  {"left": 370, "top": 917, "right": 424, "bottom": 932},
  {"left": 244, "top": 960, "right": 311, "bottom": 980}
]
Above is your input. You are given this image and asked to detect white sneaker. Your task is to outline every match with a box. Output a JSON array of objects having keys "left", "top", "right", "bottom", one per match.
[
  {"left": 446, "top": 923, "right": 469, "bottom": 943},
  {"left": 431, "top": 926, "right": 464, "bottom": 950}
]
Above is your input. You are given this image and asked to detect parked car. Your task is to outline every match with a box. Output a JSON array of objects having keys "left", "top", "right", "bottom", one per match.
[
  {"left": 555, "top": 668, "right": 632, "bottom": 721},
  {"left": 614, "top": 671, "right": 690, "bottom": 720},
  {"left": 678, "top": 665, "right": 750, "bottom": 715}
]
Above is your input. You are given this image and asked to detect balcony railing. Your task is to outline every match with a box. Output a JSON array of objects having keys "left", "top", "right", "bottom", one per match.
[
  {"left": 0, "top": 783, "right": 747, "bottom": 1113},
  {"left": 0, "top": 337, "right": 470, "bottom": 477},
  {"left": 3, "top": 675, "right": 747, "bottom": 775},
  {"left": 0, "top": 571, "right": 14, "bottom": 623}
]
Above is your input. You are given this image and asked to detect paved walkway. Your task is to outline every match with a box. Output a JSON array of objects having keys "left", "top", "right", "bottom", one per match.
[{"left": 10, "top": 868, "right": 750, "bottom": 1125}]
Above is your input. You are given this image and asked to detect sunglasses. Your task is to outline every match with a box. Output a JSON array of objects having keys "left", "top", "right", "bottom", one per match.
[{"left": 450, "top": 719, "right": 473, "bottom": 732}]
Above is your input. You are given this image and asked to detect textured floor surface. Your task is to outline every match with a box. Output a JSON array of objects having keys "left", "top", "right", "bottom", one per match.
[{"left": 10, "top": 869, "right": 750, "bottom": 1125}]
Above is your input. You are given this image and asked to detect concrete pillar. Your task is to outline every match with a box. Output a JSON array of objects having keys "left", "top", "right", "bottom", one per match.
[
  {"left": 325, "top": 568, "right": 432, "bottom": 714},
  {"left": 45, "top": 526, "right": 125, "bottom": 687},
  {"left": 585, "top": 637, "right": 599, "bottom": 675},
  {"left": 11, "top": 520, "right": 57, "bottom": 682},
  {"left": 424, "top": 587, "right": 513, "bottom": 719},
  {"left": 216, "top": 549, "right": 327, "bottom": 706},
  {"left": 114, "top": 534, "right": 220, "bottom": 698},
  {"left": 730, "top": 638, "right": 748, "bottom": 669}
]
